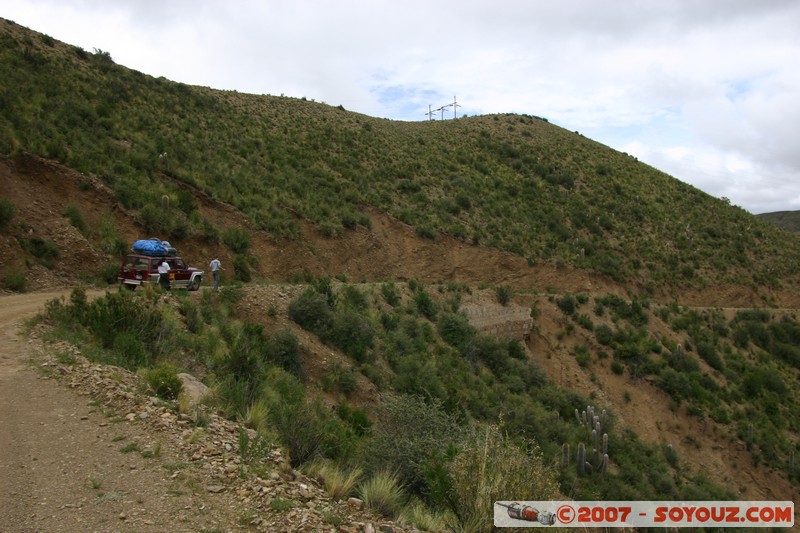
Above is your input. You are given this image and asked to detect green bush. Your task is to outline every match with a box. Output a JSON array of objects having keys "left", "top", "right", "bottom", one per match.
[
  {"left": 595, "top": 324, "right": 613, "bottom": 345},
  {"left": 557, "top": 293, "right": 576, "bottom": 315},
  {"left": 146, "top": 362, "right": 183, "bottom": 399},
  {"left": 437, "top": 312, "right": 475, "bottom": 349},
  {"left": 138, "top": 204, "right": 168, "bottom": 235},
  {"left": 445, "top": 424, "right": 558, "bottom": 532},
  {"left": 696, "top": 341, "right": 724, "bottom": 371},
  {"left": 64, "top": 204, "right": 87, "bottom": 234},
  {"left": 112, "top": 331, "right": 149, "bottom": 369},
  {"left": 336, "top": 401, "right": 371, "bottom": 436},
  {"left": 232, "top": 254, "right": 251, "bottom": 282},
  {"left": 82, "top": 292, "right": 179, "bottom": 366},
  {"left": 329, "top": 309, "right": 374, "bottom": 362},
  {"left": 222, "top": 227, "right": 251, "bottom": 254},
  {"left": 0, "top": 197, "right": 15, "bottom": 230},
  {"left": 266, "top": 327, "right": 301, "bottom": 375},
  {"left": 413, "top": 289, "right": 438, "bottom": 320},
  {"left": 381, "top": 282, "right": 401, "bottom": 307},
  {"left": 100, "top": 262, "right": 120, "bottom": 284},
  {"left": 494, "top": 286, "right": 512, "bottom": 306},
  {"left": 339, "top": 285, "right": 369, "bottom": 311},
  {"left": 288, "top": 289, "right": 334, "bottom": 333},
  {"left": 322, "top": 362, "right": 358, "bottom": 394},
  {"left": 2, "top": 271, "right": 26, "bottom": 292},
  {"left": 365, "top": 394, "right": 465, "bottom": 496},
  {"left": 358, "top": 470, "right": 406, "bottom": 519},
  {"left": 21, "top": 236, "right": 59, "bottom": 269}
]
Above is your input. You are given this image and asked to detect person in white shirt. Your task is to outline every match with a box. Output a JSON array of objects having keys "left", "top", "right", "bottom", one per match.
[
  {"left": 158, "top": 259, "right": 171, "bottom": 291},
  {"left": 209, "top": 257, "right": 224, "bottom": 291}
]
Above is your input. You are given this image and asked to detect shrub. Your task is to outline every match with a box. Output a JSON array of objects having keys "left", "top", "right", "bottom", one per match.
[
  {"left": 22, "top": 236, "right": 59, "bottom": 269},
  {"left": 494, "top": 286, "right": 512, "bottom": 306},
  {"left": 469, "top": 335, "right": 510, "bottom": 375},
  {"left": 232, "top": 254, "right": 251, "bottom": 282},
  {"left": 398, "top": 499, "right": 453, "bottom": 532},
  {"left": 446, "top": 424, "right": 558, "bottom": 532},
  {"left": 265, "top": 327, "right": 301, "bottom": 376},
  {"left": 2, "top": 271, "right": 26, "bottom": 292},
  {"left": 339, "top": 285, "right": 369, "bottom": 311},
  {"left": 258, "top": 367, "right": 355, "bottom": 465},
  {"left": 392, "top": 353, "right": 446, "bottom": 400},
  {"left": 138, "top": 204, "right": 169, "bottom": 235},
  {"left": 413, "top": 289, "right": 438, "bottom": 320},
  {"left": 358, "top": 470, "right": 406, "bottom": 519},
  {"left": 147, "top": 362, "right": 183, "bottom": 399},
  {"left": 321, "top": 362, "right": 358, "bottom": 394},
  {"left": 437, "top": 312, "right": 475, "bottom": 349},
  {"left": 366, "top": 394, "right": 465, "bottom": 495},
  {"left": 305, "top": 458, "right": 363, "bottom": 500},
  {"left": 556, "top": 293, "right": 576, "bottom": 315},
  {"left": 595, "top": 324, "right": 614, "bottom": 345},
  {"left": 222, "top": 227, "right": 251, "bottom": 254},
  {"left": 0, "top": 197, "right": 15, "bottom": 230},
  {"left": 328, "top": 309, "right": 374, "bottom": 362},
  {"left": 64, "top": 204, "right": 87, "bottom": 234},
  {"left": 696, "top": 341, "right": 724, "bottom": 371},
  {"left": 336, "top": 401, "right": 372, "bottom": 436},
  {"left": 288, "top": 289, "right": 333, "bottom": 333},
  {"left": 100, "top": 262, "right": 120, "bottom": 284},
  {"left": 99, "top": 217, "right": 128, "bottom": 256},
  {"left": 507, "top": 339, "right": 526, "bottom": 360},
  {"left": 264, "top": 397, "right": 323, "bottom": 467},
  {"left": 381, "top": 282, "right": 401, "bottom": 307},
  {"left": 112, "top": 331, "right": 149, "bottom": 369}
]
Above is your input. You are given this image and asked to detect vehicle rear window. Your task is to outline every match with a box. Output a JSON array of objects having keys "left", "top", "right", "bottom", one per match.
[{"left": 123, "top": 257, "right": 152, "bottom": 269}]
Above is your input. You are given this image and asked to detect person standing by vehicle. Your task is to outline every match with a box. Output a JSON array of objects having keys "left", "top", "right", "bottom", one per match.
[
  {"left": 158, "top": 259, "right": 171, "bottom": 291},
  {"left": 210, "top": 257, "right": 224, "bottom": 291}
]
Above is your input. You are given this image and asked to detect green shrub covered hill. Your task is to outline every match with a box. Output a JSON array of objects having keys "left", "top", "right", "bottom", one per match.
[{"left": 3, "top": 17, "right": 800, "bottom": 531}]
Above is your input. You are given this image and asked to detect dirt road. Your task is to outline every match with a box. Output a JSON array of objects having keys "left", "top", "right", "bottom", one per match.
[{"left": 0, "top": 291, "right": 247, "bottom": 533}]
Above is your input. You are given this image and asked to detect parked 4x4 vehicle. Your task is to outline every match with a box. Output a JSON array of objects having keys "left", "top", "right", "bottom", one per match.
[{"left": 118, "top": 254, "right": 203, "bottom": 291}]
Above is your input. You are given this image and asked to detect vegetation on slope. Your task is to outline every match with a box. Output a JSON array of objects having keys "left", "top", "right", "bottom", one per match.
[
  {"left": 2, "top": 18, "right": 800, "bottom": 293},
  {"left": 43, "top": 282, "right": 800, "bottom": 530}
]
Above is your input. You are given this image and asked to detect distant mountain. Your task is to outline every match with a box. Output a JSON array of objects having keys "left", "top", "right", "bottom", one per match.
[{"left": 758, "top": 210, "right": 800, "bottom": 234}]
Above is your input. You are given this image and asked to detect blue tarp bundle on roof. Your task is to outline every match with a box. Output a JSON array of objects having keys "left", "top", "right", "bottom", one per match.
[{"left": 132, "top": 238, "right": 176, "bottom": 256}]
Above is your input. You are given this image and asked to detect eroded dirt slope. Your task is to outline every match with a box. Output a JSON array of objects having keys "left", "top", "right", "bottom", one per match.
[
  {"left": 1, "top": 154, "right": 799, "bottom": 528},
  {"left": 3, "top": 154, "right": 798, "bottom": 307}
]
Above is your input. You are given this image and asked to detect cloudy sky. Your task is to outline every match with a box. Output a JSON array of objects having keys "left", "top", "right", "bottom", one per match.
[{"left": 5, "top": 0, "right": 800, "bottom": 214}]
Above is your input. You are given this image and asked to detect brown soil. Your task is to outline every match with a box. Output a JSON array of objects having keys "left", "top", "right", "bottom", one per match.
[
  {"left": 1, "top": 154, "right": 798, "bottom": 529},
  {"left": 0, "top": 291, "right": 249, "bottom": 532}
]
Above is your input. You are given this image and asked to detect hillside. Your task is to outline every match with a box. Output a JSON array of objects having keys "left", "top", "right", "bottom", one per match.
[
  {"left": 1, "top": 16, "right": 799, "bottom": 530},
  {"left": 2, "top": 148, "right": 800, "bottom": 526},
  {"left": 2, "top": 17, "right": 800, "bottom": 300}
]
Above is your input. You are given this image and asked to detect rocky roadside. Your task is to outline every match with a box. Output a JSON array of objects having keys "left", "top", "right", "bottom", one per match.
[{"left": 25, "top": 325, "right": 421, "bottom": 533}]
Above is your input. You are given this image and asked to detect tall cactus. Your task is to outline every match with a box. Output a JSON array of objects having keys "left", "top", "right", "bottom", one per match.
[{"left": 567, "top": 404, "right": 611, "bottom": 478}]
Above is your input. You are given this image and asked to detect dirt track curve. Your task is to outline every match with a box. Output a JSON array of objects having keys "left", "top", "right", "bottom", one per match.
[{"left": 0, "top": 290, "right": 247, "bottom": 533}]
